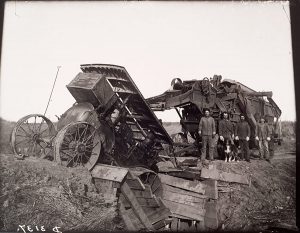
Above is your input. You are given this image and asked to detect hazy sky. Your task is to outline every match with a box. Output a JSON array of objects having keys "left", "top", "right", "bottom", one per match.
[{"left": 0, "top": 1, "right": 295, "bottom": 123}]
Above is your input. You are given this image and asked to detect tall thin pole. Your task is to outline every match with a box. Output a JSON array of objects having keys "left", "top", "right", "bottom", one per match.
[{"left": 43, "top": 66, "right": 61, "bottom": 116}]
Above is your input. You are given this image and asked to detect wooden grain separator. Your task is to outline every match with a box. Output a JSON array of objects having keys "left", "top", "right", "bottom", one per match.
[{"left": 119, "top": 171, "right": 172, "bottom": 231}]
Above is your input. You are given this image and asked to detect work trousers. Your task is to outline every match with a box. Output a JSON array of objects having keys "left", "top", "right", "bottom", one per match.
[
  {"left": 201, "top": 135, "right": 214, "bottom": 160},
  {"left": 268, "top": 139, "right": 275, "bottom": 158},
  {"left": 239, "top": 139, "right": 250, "bottom": 161},
  {"left": 259, "top": 140, "right": 269, "bottom": 159}
]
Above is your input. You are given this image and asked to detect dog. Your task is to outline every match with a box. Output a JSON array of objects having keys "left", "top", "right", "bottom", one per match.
[{"left": 223, "top": 138, "right": 239, "bottom": 162}]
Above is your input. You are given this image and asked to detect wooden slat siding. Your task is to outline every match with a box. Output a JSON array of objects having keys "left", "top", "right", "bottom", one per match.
[
  {"left": 125, "top": 178, "right": 146, "bottom": 190},
  {"left": 162, "top": 190, "right": 206, "bottom": 208},
  {"left": 119, "top": 202, "right": 136, "bottom": 231},
  {"left": 165, "top": 170, "right": 197, "bottom": 180},
  {"left": 170, "top": 218, "right": 179, "bottom": 231},
  {"left": 152, "top": 218, "right": 172, "bottom": 230},
  {"left": 145, "top": 198, "right": 172, "bottom": 224},
  {"left": 162, "top": 199, "right": 205, "bottom": 221},
  {"left": 204, "top": 199, "right": 219, "bottom": 229},
  {"left": 162, "top": 184, "right": 207, "bottom": 199},
  {"left": 179, "top": 220, "right": 197, "bottom": 231},
  {"left": 201, "top": 167, "right": 250, "bottom": 185},
  {"left": 126, "top": 207, "right": 147, "bottom": 230},
  {"left": 119, "top": 193, "right": 131, "bottom": 209},
  {"left": 120, "top": 182, "right": 154, "bottom": 230},
  {"left": 159, "top": 174, "right": 205, "bottom": 194},
  {"left": 171, "top": 213, "right": 195, "bottom": 221},
  {"left": 132, "top": 185, "right": 153, "bottom": 198},
  {"left": 202, "top": 179, "right": 218, "bottom": 200},
  {"left": 136, "top": 196, "right": 160, "bottom": 208},
  {"left": 149, "top": 175, "right": 161, "bottom": 193}
]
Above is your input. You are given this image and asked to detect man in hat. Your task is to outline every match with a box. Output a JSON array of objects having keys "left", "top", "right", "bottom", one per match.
[
  {"left": 235, "top": 114, "right": 251, "bottom": 162},
  {"left": 198, "top": 108, "right": 216, "bottom": 161},
  {"left": 255, "top": 117, "right": 271, "bottom": 162}
]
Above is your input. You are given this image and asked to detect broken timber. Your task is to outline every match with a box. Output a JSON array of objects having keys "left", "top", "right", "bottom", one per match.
[
  {"left": 201, "top": 167, "right": 250, "bottom": 185},
  {"left": 158, "top": 174, "right": 205, "bottom": 194}
]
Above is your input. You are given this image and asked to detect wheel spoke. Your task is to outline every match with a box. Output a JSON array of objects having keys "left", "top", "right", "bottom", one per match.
[
  {"left": 19, "top": 126, "right": 32, "bottom": 137},
  {"left": 38, "top": 127, "right": 49, "bottom": 137},
  {"left": 83, "top": 130, "right": 96, "bottom": 144},
  {"left": 25, "top": 121, "right": 35, "bottom": 134},
  {"left": 86, "top": 141, "right": 99, "bottom": 150},
  {"left": 15, "top": 134, "right": 29, "bottom": 138},
  {"left": 15, "top": 138, "right": 31, "bottom": 146},
  {"left": 37, "top": 118, "right": 45, "bottom": 133},
  {"left": 79, "top": 125, "right": 89, "bottom": 142}
]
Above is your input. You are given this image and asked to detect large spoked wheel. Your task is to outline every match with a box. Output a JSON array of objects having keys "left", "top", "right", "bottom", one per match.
[
  {"left": 11, "top": 114, "right": 56, "bottom": 159},
  {"left": 54, "top": 122, "right": 101, "bottom": 170}
]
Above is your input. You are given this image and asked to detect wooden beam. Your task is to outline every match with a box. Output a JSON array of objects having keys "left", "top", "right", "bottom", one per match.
[
  {"left": 159, "top": 174, "right": 205, "bottom": 194},
  {"left": 202, "top": 179, "right": 218, "bottom": 200},
  {"left": 201, "top": 167, "right": 250, "bottom": 185},
  {"left": 136, "top": 196, "right": 160, "bottom": 208},
  {"left": 161, "top": 190, "right": 206, "bottom": 208},
  {"left": 121, "top": 182, "right": 154, "bottom": 230},
  {"left": 162, "top": 199, "right": 205, "bottom": 221},
  {"left": 119, "top": 202, "right": 137, "bottom": 231},
  {"left": 162, "top": 184, "right": 207, "bottom": 199},
  {"left": 204, "top": 199, "right": 218, "bottom": 230}
]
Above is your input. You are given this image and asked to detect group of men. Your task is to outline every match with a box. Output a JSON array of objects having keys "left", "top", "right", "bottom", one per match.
[{"left": 198, "top": 108, "right": 272, "bottom": 162}]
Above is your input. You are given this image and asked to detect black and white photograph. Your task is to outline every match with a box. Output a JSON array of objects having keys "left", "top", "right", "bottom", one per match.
[{"left": 0, "top": 1, "right": 297, "bottom": 232}]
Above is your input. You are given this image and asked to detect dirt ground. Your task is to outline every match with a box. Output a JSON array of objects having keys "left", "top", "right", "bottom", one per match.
[
  {"left": 0, "top": 153, "right": 125, "bottom": 232},
  {"left": 0, "top": 152, "right": 296, "bottom": 232},
  {"left": 214, "top": 155, "right": 296, "bottom": 231}
]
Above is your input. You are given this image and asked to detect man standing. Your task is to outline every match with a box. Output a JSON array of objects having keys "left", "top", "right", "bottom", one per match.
[
  {"left": 198, "top": 109, "right": 216, "bottom": 161},
  {"left": 235, "top": 114, "right": 251, "bottom": 162},
  {"left": 256, "top": 117, "right": 271, "bottom": 162},
  {"left": 219, "top": 112, "right": 234, "bottom": 143}
]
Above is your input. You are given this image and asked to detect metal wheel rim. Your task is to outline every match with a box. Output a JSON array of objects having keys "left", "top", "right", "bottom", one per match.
[
  {"left": 11, "top": 114, "right": 56, "bottom": 158},
  {"left": 54, "top": 122, "right": 101, "bottom": 170}
]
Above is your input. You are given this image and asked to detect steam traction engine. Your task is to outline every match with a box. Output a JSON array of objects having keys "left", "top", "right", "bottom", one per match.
[{"left": 11, "top": 64, "right": 173, "bottom": 170}]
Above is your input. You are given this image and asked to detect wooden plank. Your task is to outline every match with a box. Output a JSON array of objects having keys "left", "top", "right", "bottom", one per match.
[
  {"left": 204, "top": 199, "right": 218, "bottom": 229},
  {"left": 119, "top": 202, "right": 137, "bottom": 231},
  {"left": 119, "top": 193, "right": 131, "bottom": 209},
  {"left": 202, "top": 179, "right": 218, "bottom": 200},
  {"left": 125, "top": 178, "right": 145, "bottom": 190},
  {"left": 121, "top": 182, "right": 154, "bottom": 230},
  {"left": 201, "top": 167, "right": 250, "bottom": 185},
  {"left": 162, "top": 199, "right": 205, "bottom": 221},
  {"left": 158, "top": 174, "right": 205, "bottom": 194},
  {"left": 170, "top": 217, "right": 179, "bottom": 231},
  {"left": 171, "top": 156, "right": 199, "bottom": 166},
  {"left": 91, "top": 164, "right": 128, "bottom": 182},
  {"left": 146, "top": 199, "right": 171, "bottom": 224},
  {"left": 153, "top": 218, "right": 172, "bottom": 230},
  {"left": 132, "top": 185, "right": 153, "bottom": 198},
  {"left": 166, "top": 170, "right": 197, "bottom": 180},
  {"left": 162, "top": 184, "right": 207, "bottom": 199},
  {"left": 162, "top": 190, "right": 206, "bottom": 208},
  {"left": 136, "top": 196, "right": 160, "bottom": 208},
  {"left": 171, "top": 213, "right": 194, "bottom": 221}
]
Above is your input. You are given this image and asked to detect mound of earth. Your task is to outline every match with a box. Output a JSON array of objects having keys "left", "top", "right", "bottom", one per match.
[
  {"left": 0, "top": 154, "right": 125, "bottom": 232},
  {"left": 0, "top": 152, "right": 296, "bottom": 232},
  {"left": 213, "top": 156, "right": 296, "bottom": 231}
]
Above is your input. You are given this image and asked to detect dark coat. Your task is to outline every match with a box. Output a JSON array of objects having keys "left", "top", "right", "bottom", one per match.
[
  {"left": 219, "top": 119, "right": 234, "bottom": 138},
  {"left": 235, "top": 121, "right": 250, "bottom": 140}
]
